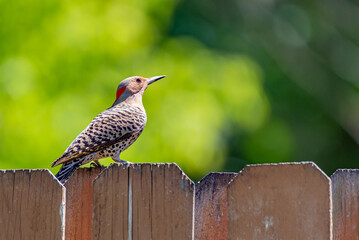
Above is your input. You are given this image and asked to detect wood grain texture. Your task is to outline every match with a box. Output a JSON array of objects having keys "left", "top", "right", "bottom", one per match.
[
  {"left": 0, "top": 169, "right": 65, "bottom": 240},
  {"left": 131, "top": 164, "right": 151, "bottom": 240},
  {"left": 195, "top": 172, "right": 237, "bottom": 240},
  {"left": 92, "top": 163, "right": 194, "bottom": 240},
  {"left": 64, "top": 167, "right": 105, "bottom": 240},
  {"left": 92, "top": 163, "right": 129, "bottom": 240},
  {"left": 227, "top": 162, "right": 332, "bottom": 240},
  {"left": 332, "top": 169, "right": 359, "bottom": 240}
]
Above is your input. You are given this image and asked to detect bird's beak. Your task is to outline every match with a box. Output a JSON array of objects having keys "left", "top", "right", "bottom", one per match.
[{"left": 146, "top": 75, "right": 166, "bottom": 85}]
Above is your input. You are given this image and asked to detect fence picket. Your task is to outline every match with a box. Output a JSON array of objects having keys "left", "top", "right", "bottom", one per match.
[
  {"left": 92, "top": 163, "right": 194, "bottom": 240},
  {"left": 131, "top": 164, "right": 152, "bottom": 240},
  {"left": 195, "top": 172, "right": 237, "bottom": 240},
  {"left": 0, "top": 169, "right": 65, "bottom": 240},
  {"left": 64, "top": 167, "right": 105, "bottom": 240},
  {"left": 332, "top": 169, "right": 359, "bottom": 240},
  {"left": 227, "top": 162, "right": 332, "bottom": 240},
  {"left": 92, "top": 163, "right": 129, "bottom": 240}
]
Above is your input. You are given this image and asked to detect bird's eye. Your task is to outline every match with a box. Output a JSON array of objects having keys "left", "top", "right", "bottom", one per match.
[{"left": 136, "top": 78, "right": 142, "bottom": 83}]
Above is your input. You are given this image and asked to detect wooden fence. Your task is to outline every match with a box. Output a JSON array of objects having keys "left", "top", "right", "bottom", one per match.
[{"left": 0, "top": 162, "right": 358, "bottom": 240}]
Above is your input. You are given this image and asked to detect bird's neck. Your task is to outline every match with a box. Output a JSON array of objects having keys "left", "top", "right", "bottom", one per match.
[{"left": 112, "top": 92, "right": 144, "bottom": 111}]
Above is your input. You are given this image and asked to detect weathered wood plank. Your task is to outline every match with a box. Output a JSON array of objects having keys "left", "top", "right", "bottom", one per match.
[
  {"left": 332, "top": 169, "right": 359, "bottom": 240},
  {"left": 195, "top": 172, "right": 237, "bottom": 240},
  {"left": 92, "top": 163, "right": 194, "bottom": 240},
  {"left": 92, "top": 163, "right": 129, "bottom": 240},
  {"left": 131, "top": 164, "right": 152, "bottom": 240},
  {"left": 0, "top": 169, "right": 65, "bottom": 240},
  {"left": 227, "top": 162, "right": 332, "bottom": 240},
  {"left": 64, "top": 167, "right": 105, "bottom": 240},
  {"left": 159, "top": 163, "right": 194, "bottom": 239}
]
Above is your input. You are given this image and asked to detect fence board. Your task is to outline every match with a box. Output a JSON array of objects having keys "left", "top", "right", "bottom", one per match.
[
  {"left": 151, "top": 163, "right": 194, "bottom": 239},
  {"left": 92, "top": 163, "right": 129, "bottom": 240},
  {"left": 92, "top": 163, "right": 194, "bottom": 240},
  {"left": 64, "top": 167, "right": 105, "bottom": 240},
  {"left": 131, "top": 164, "right": 152, "bottom": 240},
  {"left": 195, "top": 172, "right": 237, "bottom": 240},
  {"left": 227, "top": 162, "right": 332, "bottom": 240},
  {"left": 332, "top": 169, "right": 359, "bottom": 240},
  {"left": 0, "top": 169, "right": 65, "bottom": 240}
]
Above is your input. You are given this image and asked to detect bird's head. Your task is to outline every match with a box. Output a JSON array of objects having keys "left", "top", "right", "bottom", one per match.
[{"left": 113, "top": 75, "right": 165, "bottom": 106}]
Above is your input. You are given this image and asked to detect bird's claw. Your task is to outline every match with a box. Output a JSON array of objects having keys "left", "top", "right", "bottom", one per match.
[{"left": 90, "top": 161, "right": 104, "bottom": 168}]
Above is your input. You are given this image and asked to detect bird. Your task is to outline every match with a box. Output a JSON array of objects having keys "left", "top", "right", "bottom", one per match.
[{"left": 51, "top": 75, "right": 165, "bottom": 183}]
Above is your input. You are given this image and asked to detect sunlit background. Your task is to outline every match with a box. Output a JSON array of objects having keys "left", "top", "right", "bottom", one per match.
[{"left": 1, "top": 0, "right": 358, "bottom": 181}]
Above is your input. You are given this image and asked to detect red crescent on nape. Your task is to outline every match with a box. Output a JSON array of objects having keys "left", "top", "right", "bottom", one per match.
[{"left": 115, "top": 87, "right": 126, "bottom": 102}]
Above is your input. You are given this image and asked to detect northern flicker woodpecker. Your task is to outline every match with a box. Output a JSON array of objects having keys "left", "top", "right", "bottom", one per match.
[{"left": 52, "top": 75, "right": 165, "bottom": 183}]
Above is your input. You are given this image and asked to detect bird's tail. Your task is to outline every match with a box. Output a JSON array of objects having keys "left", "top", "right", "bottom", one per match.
[{"left": 55, "top": 159, "right": 84, "bottom": 184}]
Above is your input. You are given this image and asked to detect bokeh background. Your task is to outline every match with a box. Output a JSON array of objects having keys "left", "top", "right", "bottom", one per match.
[{"left": 1, "top": 0, "right": 358, "bottom": 181}]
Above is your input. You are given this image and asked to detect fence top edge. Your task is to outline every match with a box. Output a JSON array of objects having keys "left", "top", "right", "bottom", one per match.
[
  {"left": 0, "top": 168, "right": 50, "bottom": 172},
  {"left": 245, "top": 161, "right": 315, "bottom": 168},
  {"left": 93, "top": 162, "right": 195, "bottom": 186},
  {"left": 196, "top": 172, "right": 237, "bottom": 185},
  {"left": 196, "top": 172, "right": 237, "bottom": 194},
  {"left": 229, "top": 161, "right": 330, "bottom": 185},
  {"left": 331, "top": 168, "right": 359, "bottom": 179},
  {"left": 0, "top": 168, "right": 65, "bottom": 187}
]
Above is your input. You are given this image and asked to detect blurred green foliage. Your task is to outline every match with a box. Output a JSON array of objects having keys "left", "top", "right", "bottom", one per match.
[{"left": 0, "top": 0, "right": 358, "bottom": 181}]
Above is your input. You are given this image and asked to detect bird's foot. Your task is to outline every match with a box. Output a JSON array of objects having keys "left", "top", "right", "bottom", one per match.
[
  {"left": 90, "top": 161, "right": 104, "bottom": 168},
  {"left": 112, "top": 156, "right": 127, "bottom": 163},
  {"left": 112, "top": 157, "right": 132, "bottom": 166}
]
